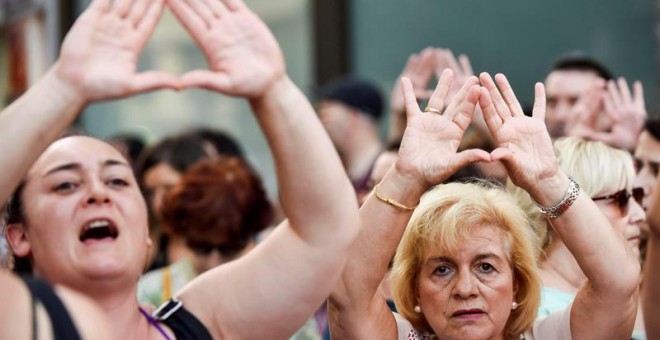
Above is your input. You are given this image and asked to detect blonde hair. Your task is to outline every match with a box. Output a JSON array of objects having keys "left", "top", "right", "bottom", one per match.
[
  {"left": 391, "top": 181, "right": 541, "bottom": 338},
  {"left": 508, "top": 137, "right": 635, "bottom": 252}
]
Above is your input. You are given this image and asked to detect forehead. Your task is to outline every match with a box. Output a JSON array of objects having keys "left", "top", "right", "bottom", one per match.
[
  {"left": 423, "top": 225, "right": 510, "bottom": 262},
  {"left": 545, "top": 70, "right": 598, "bottom": 97},
  {"left": 28, "top": 136, "right": 128, "bottom": 178},
  {"left": 635, "top": 132, "right": 660, "bottom": 162}
]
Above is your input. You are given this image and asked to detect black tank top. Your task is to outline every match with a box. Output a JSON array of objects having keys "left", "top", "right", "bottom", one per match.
[{"left": 23, "top": 277, "right": 81, "bottom": 340}]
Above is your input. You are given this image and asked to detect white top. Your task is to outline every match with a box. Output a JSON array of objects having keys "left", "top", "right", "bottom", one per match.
[{"left": 394, "top": 304, "right": 572, "bottom": 340}]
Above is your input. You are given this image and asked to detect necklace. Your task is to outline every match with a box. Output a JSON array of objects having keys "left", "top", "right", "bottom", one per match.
[{"left": 139, "top": 306, "right": 172, "bottom": 340}]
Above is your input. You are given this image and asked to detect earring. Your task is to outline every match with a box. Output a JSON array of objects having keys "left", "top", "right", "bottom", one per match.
[
  {"left": 414, "top": 305, "right": 422, "bottom": 313},
  {"left": 511, "top": 301, "right": 518, "bottom": 310}
]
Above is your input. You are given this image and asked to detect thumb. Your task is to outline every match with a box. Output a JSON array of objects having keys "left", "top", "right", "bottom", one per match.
[
  {"left": 130, "top": 71, "right": 182, "bottom": 93},
  {"left": 451, "top": 148, "right": 492, "bottom": 169},
  {"left": 181, "top": 70, "right": 232, "bottom": 92}
]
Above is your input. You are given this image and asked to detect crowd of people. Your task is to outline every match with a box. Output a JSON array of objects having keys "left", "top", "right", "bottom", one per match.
[{"left": 0, "top": 0, "right": 658, "bottom": 339}]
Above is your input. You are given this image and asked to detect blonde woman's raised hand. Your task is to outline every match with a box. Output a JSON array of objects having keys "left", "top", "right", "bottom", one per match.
[
  {"left": 55, "top": 0, "right": 181, "bottom": 103},
  {"left": 167, "top": 0, "right": 285, "bottom": 99},
  {"left": 396, "top": 69, "right": 490, "bottom": 191},
  {"left": 479, "top": 73, "right": 558, "bottom": 194}
]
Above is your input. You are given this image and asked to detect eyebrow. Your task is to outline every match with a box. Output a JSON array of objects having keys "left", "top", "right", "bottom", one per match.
[
  {"left": 44, "top": 159, "right": 130, "bottom": 177},
  {"left": 427, "top": 252, "right": 503, "bottom": 265}
]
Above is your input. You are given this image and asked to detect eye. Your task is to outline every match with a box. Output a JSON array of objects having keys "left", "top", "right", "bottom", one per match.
[
  {"left": 476, "top": 262, "right": 495, "bottom": 274},
  {"left": 53, "top": 181, "right": 78, "bottom": 193},
  {"left": 107, "top": 178, "right": 129, "bottom": 187},
  {"left": 546, "top": 98, "right": 557, "bottom": 108},
  {"left": 433, "top": 265, "right": 452, "bottom": 277}
]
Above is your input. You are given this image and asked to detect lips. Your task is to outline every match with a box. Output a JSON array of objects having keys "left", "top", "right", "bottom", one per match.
[
  {"left": 452, "top": 309, "right": 486, "bottom": 319},
  {"left": 79, "top": 218, "right": 119, "bottom": 242}
]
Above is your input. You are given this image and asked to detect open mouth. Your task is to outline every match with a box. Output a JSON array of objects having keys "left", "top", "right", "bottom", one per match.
[{"left": 79, "top": 219, "right": 119, "bottom": 242}]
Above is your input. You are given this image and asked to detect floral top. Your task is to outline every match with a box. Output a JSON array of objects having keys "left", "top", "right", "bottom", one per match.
[{"left": 394, "top": 305, "right": 572, "bottom": 340}]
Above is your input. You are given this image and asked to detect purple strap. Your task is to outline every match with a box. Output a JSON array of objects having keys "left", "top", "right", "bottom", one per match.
[{"left": 139, "top": 306, "right": 173, "bottom": 340}]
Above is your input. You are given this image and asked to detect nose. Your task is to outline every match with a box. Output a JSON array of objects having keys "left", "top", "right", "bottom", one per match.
[
  {"left": 453, "top": 269, "right": 479, "bottom": 299},
  {"left": 83, "top": 179, "right": 111, "bottom": 207},
  {"left": 629, "top": 198, "right": 646, "bottom": 225}
]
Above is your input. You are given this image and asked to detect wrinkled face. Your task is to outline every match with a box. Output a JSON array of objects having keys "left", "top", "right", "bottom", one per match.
[
  {"left": 417, "top": 225, "right": 516, "bottom": 340},
  {"left": 593, "top": 187, "right": 646, "bottom": 259},
  {"left": 143, "top": 162, "right": 182, "bottom": 220},
  {"left": 317, "top": 100, "right": 354, "bottom": 151},
  {"left": 634, "top": 131, "right": 660, "bottom": 214},
  {"left": 10, "top": 136, "right": 149, "bottom": 288},
  {"left": 544, "top": 70, "right": 599, "bottom": 138}
]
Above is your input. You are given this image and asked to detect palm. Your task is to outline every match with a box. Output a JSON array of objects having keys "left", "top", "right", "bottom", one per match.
[
  {"left": 479, "top": 73, "right": 557, "bottom": 190},
  {"left": 493, "top": 117, "right": 556, "bottom": 187},
  {"left": 56, "top": 0, "right": 177, "bottom": 102},
  {"left": 396, "top": 71, "right": 488, "bottom": 188},
  {"left": 169, "top": 0, "right": 285, "bottom": 97},
  {"left": 399, "top": 115, "right": 466, "bottom": 185}
]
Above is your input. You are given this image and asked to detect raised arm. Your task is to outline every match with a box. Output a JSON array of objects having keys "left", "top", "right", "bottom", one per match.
[
  {"left": 480, "top": 73, "right": 640, "bottom": 340},
  {"left": 328, "top": 70, "right": 490, "bottom": 339},
  {"left": 0, "top": 0, "right": 178, "bottom": 205},
  {"left": 165, "top": 0, "right": 359, "bottom": 338}
]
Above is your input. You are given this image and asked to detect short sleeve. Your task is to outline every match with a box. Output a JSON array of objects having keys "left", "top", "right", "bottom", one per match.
[{"left": 524, "top": 304, "right": 572, "bottom": 340}]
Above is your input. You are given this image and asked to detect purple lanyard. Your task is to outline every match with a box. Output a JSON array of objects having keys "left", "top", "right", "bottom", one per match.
[{"left": 139, "top": 306, "right": 173, "bottom": 340}]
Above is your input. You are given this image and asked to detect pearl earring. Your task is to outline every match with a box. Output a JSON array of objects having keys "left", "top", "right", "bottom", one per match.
[
  {"left": 511, "top": 301, "right": 518, "bottom": 310},
  {"left": 414, "top": 305, "right": 422, "bottom": 313}
]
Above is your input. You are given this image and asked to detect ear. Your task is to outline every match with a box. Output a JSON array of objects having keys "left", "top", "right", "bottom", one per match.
[
  {"left": 512, "top": 272, "right": 520, "bottom": 298},
  {"left": 5, "top": 223, "right": 31, "bottom": 257}
]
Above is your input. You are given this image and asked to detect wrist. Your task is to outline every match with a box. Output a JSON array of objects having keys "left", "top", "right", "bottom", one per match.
[
  {"left": 47, "top": 63, "right": 87, "bottom": 109},
  {"left": 377, "top": 165, "right": 428, "bottom": 208},
  {"left": 528, "top": 172, "right": 571, "bottom": 207}
]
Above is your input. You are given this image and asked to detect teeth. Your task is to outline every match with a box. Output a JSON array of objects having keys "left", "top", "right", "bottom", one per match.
[{"left": 89, "top": 220, "right": 110, "bottom": 229}]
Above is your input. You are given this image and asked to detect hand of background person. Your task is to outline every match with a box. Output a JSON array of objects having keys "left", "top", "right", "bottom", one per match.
[
  {"left": 55, "top": 0, "right": 181, "bottom": 103},
  {"left": 479, "top": 73, "right": 558, "bottom": 193},
  {"left": 434, "top": 48, "right": 474, "bottom": 103},
  {"left": 593, "top": 78, "right": 646, "bottom": 151},
  {"left": 389, "top": 48, "right": 436, "bottom": 116},
  {"left": 565, "top": 78, "right": 605, "bottom": 139},
  {"left": 167, "top": 0, "right": 286, "bottom": 99},
  {"left": 395, "top": 69, "right": 490, "bottom": 192}
]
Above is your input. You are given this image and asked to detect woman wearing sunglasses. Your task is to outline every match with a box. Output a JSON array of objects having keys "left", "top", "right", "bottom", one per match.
[{"left": 509, "top": 136, "right": 646, "bottom": 338}]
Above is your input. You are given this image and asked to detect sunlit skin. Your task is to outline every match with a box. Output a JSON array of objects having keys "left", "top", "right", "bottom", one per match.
[
  {"left": 593, "top": 189, "right": 646, "bottom": 259},
  {"left": 8, "top": 136, "right": 150, "bottom": 292},
  {"left": 544, "top": 70, "right": 599, "bottom": 138},
  {"left": 417, "top": 225, "right": 517, "bottom": 340}
]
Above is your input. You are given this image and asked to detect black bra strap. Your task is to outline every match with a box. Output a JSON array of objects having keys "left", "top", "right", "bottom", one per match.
[
  {"left": 23, "top": 277, "right": 82, "bottom": 340},
  {"left": 154, "top": 298, "right": 213, "bottom": 340}
]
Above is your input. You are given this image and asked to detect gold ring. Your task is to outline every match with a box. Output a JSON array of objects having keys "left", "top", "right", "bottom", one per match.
[{"left": 424, "top": 106, "right": 442, "bottom": 114}]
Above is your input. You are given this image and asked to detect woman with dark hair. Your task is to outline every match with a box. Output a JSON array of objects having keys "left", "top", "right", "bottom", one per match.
[
  {"left": 2, "top": 0, "right": 359, "bottom": 339},
  {"left": 138, "top": 157, "right": 272, "bottom": 306}
]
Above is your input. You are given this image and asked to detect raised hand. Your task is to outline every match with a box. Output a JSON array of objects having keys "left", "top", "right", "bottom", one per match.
[
  {"left": 479, "top": 73, "right": 558, "bottom": 193},
  {"left": 396, "top": 69, "right": 490, "bottom": 189},
  {"left": 390, "top": 48, "right": 436, "bottom": 115},
  {"left": 564, "top": 78, "right": 605, "bottom": 138},
  {"left": 435, "top": 48, "right": 474, "bottom": 102},
  {"left": 55, "top": 0, "right": 180, "bottom": 102},
  {"left": 167, "top": 0, "right": 285, "bottom": 98},
  {"left": 597, "top": 78, "right": 646, "bottom": 150}
]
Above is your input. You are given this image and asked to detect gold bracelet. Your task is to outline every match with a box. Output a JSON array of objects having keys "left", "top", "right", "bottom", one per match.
[{"left": 373, "top": 184, "right": 419, "bottom": 211}]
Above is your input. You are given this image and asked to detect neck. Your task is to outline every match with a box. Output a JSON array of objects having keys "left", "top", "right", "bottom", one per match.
[
  {"left": 167, "top": 235, "right": 194, "bottom": 265},
  {"left": 540, "top": 240, "right": 587, "bottom": 293}
]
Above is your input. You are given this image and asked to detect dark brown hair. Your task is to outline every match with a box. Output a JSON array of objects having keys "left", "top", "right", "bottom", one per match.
[{"left": 161, "top": 157, "right": 273, "bottom": 250}]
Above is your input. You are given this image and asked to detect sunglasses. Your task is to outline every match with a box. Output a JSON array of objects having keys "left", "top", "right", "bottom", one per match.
[{"left": 592, "top": 187, "right": 645, "bottom": 213}]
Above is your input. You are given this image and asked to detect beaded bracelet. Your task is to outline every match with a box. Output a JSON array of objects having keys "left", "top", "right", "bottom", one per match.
[
  {"left": 373, "top": 184, "right": 419, "bottom": 211},
  {"left": 535, "top": 177, "right": 580, "bottom": 220}
]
